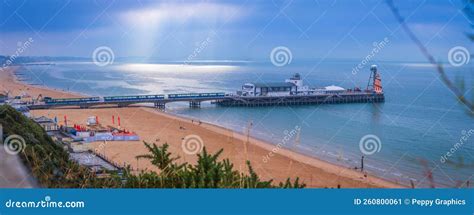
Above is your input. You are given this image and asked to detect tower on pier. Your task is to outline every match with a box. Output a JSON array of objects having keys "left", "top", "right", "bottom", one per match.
[{"left": 366, "top": 65, "right": 383, "bottom": 94}]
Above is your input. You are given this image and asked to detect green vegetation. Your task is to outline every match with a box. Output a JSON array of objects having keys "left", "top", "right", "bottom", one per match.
[
  {"left": 0, "top": 105, "right": 304, "bottom": 188},
  {"left": 0, "top": 105, "right": 118, "bottom": 187},
  {"left": 130, "top": 142, "right": 304, "bottom": 188}
]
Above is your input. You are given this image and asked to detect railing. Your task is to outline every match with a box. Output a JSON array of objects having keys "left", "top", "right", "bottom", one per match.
[
  {"left": 44, "top": 97, "right": 100, "bottom": 105},
  {"left": 42, "top": 93, "right": 226, "bottom": 105},
  {"left": 31, "top": 91, "right": 383, "bottom": 109},
  {"left": 168, "top": 93, "right": 225, "bottom": 99},
  {"left": 103, "top": 95, "right": 165, "bottom": 102}
]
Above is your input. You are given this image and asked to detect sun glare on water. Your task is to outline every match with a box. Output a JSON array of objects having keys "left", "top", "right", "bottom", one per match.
[{"left": 117, "top": 63, "right": 240, "bottom": 73}]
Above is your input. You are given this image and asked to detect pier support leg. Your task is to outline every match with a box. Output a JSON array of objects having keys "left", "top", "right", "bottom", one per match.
[
  {"left": 189, "top": 101, "right": 201, "bottom": 108},
  {"left": 154, "top": 102, "right": 165, "bottom": 110}
]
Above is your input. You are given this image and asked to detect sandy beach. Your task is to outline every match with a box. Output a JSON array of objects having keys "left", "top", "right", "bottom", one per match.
[{"left": 2, "top": 66, "right": 404, "bottom": 188}]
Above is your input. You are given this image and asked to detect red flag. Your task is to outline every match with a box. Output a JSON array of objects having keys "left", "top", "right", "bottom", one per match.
[{"left": 118, "top": 116, "right": 121, "bottom": 126}]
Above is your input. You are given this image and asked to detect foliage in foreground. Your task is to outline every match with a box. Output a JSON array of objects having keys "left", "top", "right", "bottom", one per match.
[
  {"left": 0, "top": 105, "right": 304, "bottom": 188},
  {"left": 128, "top": 142, "right": 305, "bottom": 188},
  {"left": 0, "top": 105, "right": 118, "bottom": 187}
]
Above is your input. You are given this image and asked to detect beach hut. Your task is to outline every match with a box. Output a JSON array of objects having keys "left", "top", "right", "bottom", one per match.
[{"left": 34, "top": 116, "right": 59, "bottom": 132}]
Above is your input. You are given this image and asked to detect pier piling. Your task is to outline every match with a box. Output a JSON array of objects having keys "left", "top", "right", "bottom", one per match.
[
  {"left": 154, "top": 102, "right": 166, "bottom": 110},
  {"left": 189, "top": 101, "right": 201, "bottom": 108}
]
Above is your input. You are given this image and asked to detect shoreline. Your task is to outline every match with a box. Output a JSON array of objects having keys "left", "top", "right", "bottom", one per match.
[
  {"left": 145, "top": 108, "right": 405, "bottom": 188},
  {"left": 3, "top": 66, "right": 405, "bottom": 188}
]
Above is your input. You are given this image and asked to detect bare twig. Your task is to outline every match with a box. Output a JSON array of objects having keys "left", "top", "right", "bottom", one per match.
[{"left": 386, "top": 0, "right": 474, "bottom": 114}]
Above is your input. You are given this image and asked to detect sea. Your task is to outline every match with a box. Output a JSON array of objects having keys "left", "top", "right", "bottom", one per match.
[{"left": 15, "top": 59, "right": 474, "bottom": 188}]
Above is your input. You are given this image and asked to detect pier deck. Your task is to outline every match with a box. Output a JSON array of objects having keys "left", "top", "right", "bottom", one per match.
[
  {"left": 26, "top": 92, "right": 384, "bottom": 110},
  {"left": 216, "top": 92, "right": 384, "bottom": 107}
]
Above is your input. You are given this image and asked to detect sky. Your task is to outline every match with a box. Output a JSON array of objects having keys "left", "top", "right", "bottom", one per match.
[{"left": 0, "top": 0, "right": 472, "bottom": 62}]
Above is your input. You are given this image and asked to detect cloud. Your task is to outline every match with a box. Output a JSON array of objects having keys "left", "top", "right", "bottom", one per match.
[
  {"left": 120, "top": 2, "right": 246, "bottom": 28},
  {"left": 118, "top": 2, "right": 248, "bottom": 57}
]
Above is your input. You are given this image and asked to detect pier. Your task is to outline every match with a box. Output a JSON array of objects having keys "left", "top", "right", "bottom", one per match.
[
  {"left": 27, "top": 93, "right": 226, "bottom": 110},
  {"left": 217, "top": 92, "right": 385, "bottom": 107},
  {"left": 21, "top": 65, "right": 386, "bottom": 110},
  {"left": 26, "top": 92, "right": 384, "bottom": 110}
]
